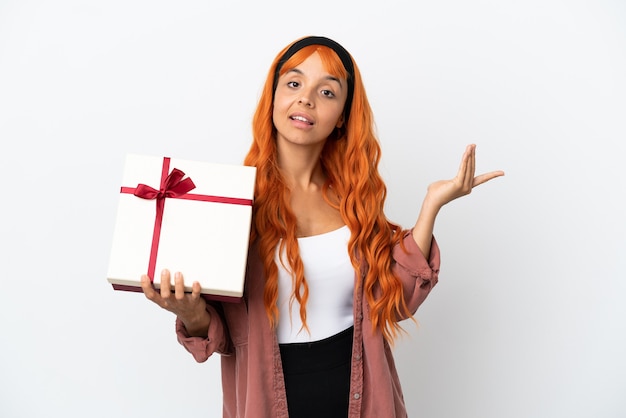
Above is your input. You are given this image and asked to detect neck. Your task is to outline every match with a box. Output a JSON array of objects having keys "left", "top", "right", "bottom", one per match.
[{"left": 276, "top": 141, "right": 326, "bottom": 190}]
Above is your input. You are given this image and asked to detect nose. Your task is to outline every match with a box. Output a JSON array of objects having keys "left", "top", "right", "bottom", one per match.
[
  {"left": 298, "top": 97, "right": 313, "bottom": 107},
  {"left": 298, "top": 89, "right": 314, "bottom": 107}
]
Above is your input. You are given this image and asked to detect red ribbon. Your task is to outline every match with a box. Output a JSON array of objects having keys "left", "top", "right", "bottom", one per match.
[{"left": 120, "top": 157, "right": 253, "bottom": 281}]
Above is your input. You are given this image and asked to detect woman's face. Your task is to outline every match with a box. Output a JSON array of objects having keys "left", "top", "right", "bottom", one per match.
[{"left": 272, "top": 52, "right": 348, "bottom": 151}]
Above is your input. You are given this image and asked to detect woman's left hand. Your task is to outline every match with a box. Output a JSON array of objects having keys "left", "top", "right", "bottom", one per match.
[
  {"left": 411, "top": 144, "right": 504, "bottom": 258},
  {"left": 425, "top": 144, "right": 504, "bottom": 209}
]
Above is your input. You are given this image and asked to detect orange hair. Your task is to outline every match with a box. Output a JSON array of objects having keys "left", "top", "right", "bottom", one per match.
[{"left": 244, "top": 38, "right": 410, "bottom": 342}]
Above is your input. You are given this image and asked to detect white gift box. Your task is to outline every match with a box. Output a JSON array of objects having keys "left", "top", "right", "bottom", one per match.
[{"left": 107, "top": 154, "right": 256, "bottom": 302}]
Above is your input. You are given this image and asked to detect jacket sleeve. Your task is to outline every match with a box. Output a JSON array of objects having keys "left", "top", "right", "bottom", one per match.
[
  {"left": 174, "top": 302, "right": 233, "bottom": 363},
  {"left": 392, "top": 230, "right": 441, "bottom": 315}
]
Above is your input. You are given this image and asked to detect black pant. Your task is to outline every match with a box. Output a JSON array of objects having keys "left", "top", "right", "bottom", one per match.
[{"left": 279, "top": 326, "right": 354, "bottom": 418}]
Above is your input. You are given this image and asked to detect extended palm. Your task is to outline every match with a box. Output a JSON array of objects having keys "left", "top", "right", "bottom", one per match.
[{"left": 426, "top": 144, "right": 504, "bottom": 209}]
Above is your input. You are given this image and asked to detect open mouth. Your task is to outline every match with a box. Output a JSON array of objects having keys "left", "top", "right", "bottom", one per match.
[{"left": 290, "top": 115, "right": 313, "bottom": 125}]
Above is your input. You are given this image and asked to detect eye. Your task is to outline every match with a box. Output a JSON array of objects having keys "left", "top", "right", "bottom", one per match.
[
  {"left": 321, "top": 89, "right": 336, "bottom": 98},
  {"left": 287, "top": 81, "right": 300, "bottom": 88}
]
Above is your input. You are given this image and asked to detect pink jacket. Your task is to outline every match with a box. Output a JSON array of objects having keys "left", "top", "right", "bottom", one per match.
[{"left": 175, "top": 231, "right": 440, "bottom": 417}]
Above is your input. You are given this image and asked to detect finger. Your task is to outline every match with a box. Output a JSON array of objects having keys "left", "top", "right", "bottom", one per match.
[
  {"left": 190, "top": 281, "right": 202, "bottom": 301},
  {"left": 174, "top": 272, "right": 186, "bottom": 301},
  {"left": 464, "top": 144, "right": 476, "bottom": 190},
  {"left": 160, "top": 269, "right": 171, "bottom": 298},
  {"left": 140, "top": 275, "right": 157, "bottom": 300},
  {"left": 473, "top": 170, "right": 505, "bottom": 188},
  {"left": 455, "top": 145, "right": 471, "bottom": 183}
]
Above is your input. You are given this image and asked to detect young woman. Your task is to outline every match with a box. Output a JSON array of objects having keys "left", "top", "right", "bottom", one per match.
[{"left": 140, "top": 36, "right": 504, "bottom": 418}]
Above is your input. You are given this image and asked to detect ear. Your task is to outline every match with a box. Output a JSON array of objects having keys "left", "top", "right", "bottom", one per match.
[{"left": 336, "top": 116, "right": 344, "bottom": 129}]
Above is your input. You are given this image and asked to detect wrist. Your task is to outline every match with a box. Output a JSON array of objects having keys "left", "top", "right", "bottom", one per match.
[
  {"left": 180, "top": 309, "right": 211, "bottom": 338},
  {"left": 420, "top": 195, "right": 442, "bottom": 219}
]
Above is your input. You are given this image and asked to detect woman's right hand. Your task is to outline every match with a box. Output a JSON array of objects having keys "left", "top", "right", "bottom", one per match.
[{"left": 140, "top": 269, "right": 211, "bottom": 338}]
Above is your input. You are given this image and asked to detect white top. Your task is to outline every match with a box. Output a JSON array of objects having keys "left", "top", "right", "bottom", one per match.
[{"left": 276, "top": 225, "right": 355, "bottom": 344}]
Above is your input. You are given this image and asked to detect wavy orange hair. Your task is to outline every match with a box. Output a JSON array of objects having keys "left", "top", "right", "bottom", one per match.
[{"left": 244, "top": 38, "right": 410, "bottom": 342}]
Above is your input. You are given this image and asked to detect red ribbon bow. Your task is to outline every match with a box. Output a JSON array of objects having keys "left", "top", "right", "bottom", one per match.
[{"left": 134, "top": 168, "right": 196, "bottom": 201}]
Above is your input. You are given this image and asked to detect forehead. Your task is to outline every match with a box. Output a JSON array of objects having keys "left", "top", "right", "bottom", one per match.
[
  {"left": 285, "top": 53, "right": 336, "bottom": 78},
  {"left": 279, "top": 45, "right": 347, "bottom": 81}
]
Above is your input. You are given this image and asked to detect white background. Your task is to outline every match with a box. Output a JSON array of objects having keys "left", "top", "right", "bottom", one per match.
[{"left": 1, "top": 1, "right": 624, "bottom": 417}]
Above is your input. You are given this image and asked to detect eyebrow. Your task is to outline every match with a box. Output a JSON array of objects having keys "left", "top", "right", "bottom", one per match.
[{"left": 285, "top": 68, "right": 344, "bottom": 88}]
